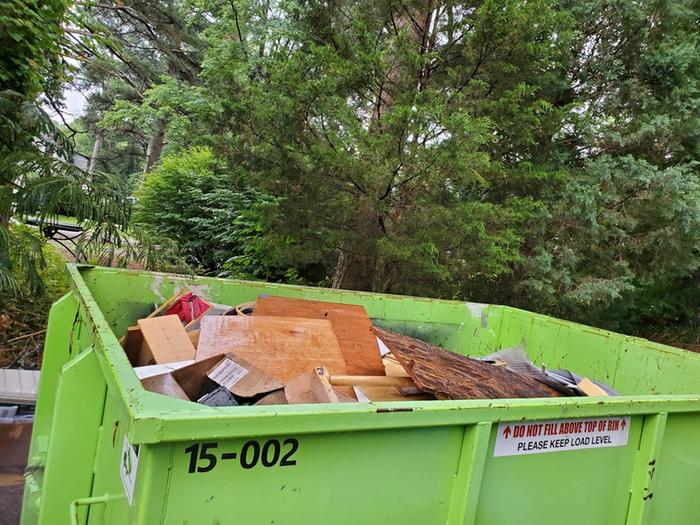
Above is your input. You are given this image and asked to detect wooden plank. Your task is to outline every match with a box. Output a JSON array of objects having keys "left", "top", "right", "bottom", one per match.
[
  {"left": 329, "top": 375, "right": 415, "bottom": 387},
  {"left": 374, "top": 327, "right": 562, "bottom": 400},
  {"left": 577, "top": 377, "right": 609, "bottom": 396},
  {"left": 136, "top": 315, "right": 196, "bottom": 366},
  {"left": 148, "top": 288, "right": 191, "bottom": 318},
  {"left": 196, "top": 316, "right": 347, "bottom": 382},
  {"left": 253, "top": 295, "right": 383, "bottom": 376},
  {"left": 354, "top": 386, "right": 435, "bottom": 402}
]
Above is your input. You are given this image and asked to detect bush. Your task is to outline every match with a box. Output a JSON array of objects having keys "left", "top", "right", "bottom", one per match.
[
  {"left": 1, "top": 233, "right": 69, "bottom": 367},
  {"left": 133, "top": 147, "right": 255, "bottom": 273}
]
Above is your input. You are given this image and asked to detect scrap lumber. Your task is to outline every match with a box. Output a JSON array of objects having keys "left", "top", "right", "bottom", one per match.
[
  {"left": 148, "top": 289, "right": 191, "bottom": 318},
  {"left": 253, "top": 295, "right": 384, "bottom": 376},
  {"left": 196, "top": 316, "right": 347, "bottom": 382},
  {"left": 373, "top": 327, "right": 562, "bottom": 400},
  {"left": 354, "top": 386, "right": 435, "bottom": 402},
  {"left": 328, "top": 375, "right": 415, "bottom": 388},
  {"left": 136, "top": 315, "right": 196, "bottom": 366},
  {"left": 577, "top": 377, "right": 609, "bottom": 396}
]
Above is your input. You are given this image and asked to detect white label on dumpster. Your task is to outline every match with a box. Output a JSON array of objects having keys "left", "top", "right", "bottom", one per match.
[
  {"left": 120, "top": 436, "right": 139, "bottom": 505},
  {"left": 494, "top": 416, "right": 631, "bottom": 457},
  {"left": 207, "top": 357, "right": 249, "bottom": 389}
]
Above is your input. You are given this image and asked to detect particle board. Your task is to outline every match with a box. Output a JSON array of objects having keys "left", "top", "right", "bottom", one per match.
[
  {"left": 374, "top": 327, "right": 562, "bottom": 400},
  {"left": 253, "top": 295, "right": 383, "bottom": 376},
  {"left": 196, "top": 316, "right": 347, "bottom": 382}
]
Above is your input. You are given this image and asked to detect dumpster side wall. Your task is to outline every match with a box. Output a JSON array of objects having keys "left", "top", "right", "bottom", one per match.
[
  {"left": 79, "top": 267, "right": 505, "bottom": 357},
  {"left": 23, "top": 267, "right": 700, "bottom": 524},
  {"left": 497, "top": 307, "right": 700, "bottom": 395}
]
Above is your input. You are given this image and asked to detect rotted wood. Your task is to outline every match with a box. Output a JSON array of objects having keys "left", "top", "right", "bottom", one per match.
[{"left": 373, "top": 327, "right": 562, "bottom": 400}]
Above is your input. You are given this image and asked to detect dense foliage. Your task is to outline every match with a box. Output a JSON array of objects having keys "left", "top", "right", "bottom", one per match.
[
  {"left": 0, "top": 0, "right": 134, "bottom": 295},
  {"left": 22, "top": 0, "right": 700, "bottom": 338}
]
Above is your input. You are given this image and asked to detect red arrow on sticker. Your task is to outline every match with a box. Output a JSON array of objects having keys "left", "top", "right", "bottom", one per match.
[{"left": 503, "top": 425, "right": 512, "bottom": 438}]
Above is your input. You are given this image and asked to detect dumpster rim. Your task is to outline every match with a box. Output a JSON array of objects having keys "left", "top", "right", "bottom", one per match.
[{"left": 64, "top": 264, "right": 700, "bottom": 445}]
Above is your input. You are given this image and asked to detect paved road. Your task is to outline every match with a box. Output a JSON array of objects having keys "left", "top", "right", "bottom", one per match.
[{"left": 0, "top": 472, "right": 23, "bottom": 525}]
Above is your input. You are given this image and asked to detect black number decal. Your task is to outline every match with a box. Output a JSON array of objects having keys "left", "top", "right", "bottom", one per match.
[
  {"left": 184, "top": 442, "right": 218, "bottom": 473},
  {"left": 185, "top": 443, "right": 198, "bottom": 474},
  {"left": 261, "top": 439, "right": 281, "bottom": 467},
  {"left": 280, "top": 438, "right": 299, "bottom": 466},
  {"left": 240, "top": 440, "right": 261, "bottom": 469},
  {"left": 186, "top": 438, "right": 299, "bottom": 472},
  {"left": 198, "top": 443, "right": 218, "bottom": 473}
]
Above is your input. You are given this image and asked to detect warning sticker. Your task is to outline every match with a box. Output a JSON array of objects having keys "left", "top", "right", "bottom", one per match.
[
  {"left": 207, "top": 357, "right": 249, "bottom": 389},
  {"left": 119, "top": 436, "right": 139, "bottom": 505},
  {"left": 494, "top": 416, "right": 631, "bottom": 457}
]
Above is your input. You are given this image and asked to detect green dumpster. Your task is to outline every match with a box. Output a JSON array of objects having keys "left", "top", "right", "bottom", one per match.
[{"left": 21, "top": 264, "right": 700, "bottom": 525}]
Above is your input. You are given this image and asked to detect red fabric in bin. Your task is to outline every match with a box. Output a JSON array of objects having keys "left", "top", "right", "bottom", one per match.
[{"left": 164, "top": 293, "right": 210, "bottom": 324}]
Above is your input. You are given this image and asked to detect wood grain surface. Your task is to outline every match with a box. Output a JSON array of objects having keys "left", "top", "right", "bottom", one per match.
[
  {"left": 253, "top": 295, "right": 383, "bottom": 375},
  {"left": 373, "top": 327, "right": 562, "bottom": 400},
  {"left": 196, "top": 316, "right": 347, "bottom": 382}
]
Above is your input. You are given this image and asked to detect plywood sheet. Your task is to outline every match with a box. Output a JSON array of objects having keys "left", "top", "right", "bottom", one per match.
[
  {"left": 196, "top": 316, "right": 347, "bottom": 382},
  {"left": 137, "top": 315, "right": 196, "bottom": 366},
  {"left": 253, "top": 295, "right": 383, "bottom": 376},
  {"left": 374, "top": 327, "right": 562, "bottom": 400}
]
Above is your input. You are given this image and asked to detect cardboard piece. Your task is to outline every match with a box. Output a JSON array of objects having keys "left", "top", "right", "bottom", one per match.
[
  {"left": 141, "top": 373, "right": 189, "bottom": 400},
  {"left": 374, "top": 327, "right": 562, "bottom": 400},
  {"left": 255, "top": 389, "right": 288, "bottom": 406},
  {"left": 136, "top": 315, "right": 196, "bottom": 366},
  {"left": 196, "top": 316, "right": 347, "bottom": 382},
  {"left": 171, "top": 353, "right": 283, "bottom": 400},
  {"left": 284, "top": 369, "right": 356, "bottom": 404},
  {"left": 253, "top": 295, "right": 384, "bottom": 376},
  {"left": 206, "top": 354, "right": 284, "bottom": 398}
]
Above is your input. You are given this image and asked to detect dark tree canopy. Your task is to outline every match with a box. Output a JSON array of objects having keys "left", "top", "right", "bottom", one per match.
[{"left": 10, "top": 0, "right": 700, "bottom": 338}]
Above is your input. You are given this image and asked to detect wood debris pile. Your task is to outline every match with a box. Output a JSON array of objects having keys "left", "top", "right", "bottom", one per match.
[{"left": 121, "top": 292, "right": 613, "bottom": 406}]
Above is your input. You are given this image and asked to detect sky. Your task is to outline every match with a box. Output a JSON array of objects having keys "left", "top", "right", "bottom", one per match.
[{"left": 46, "top": 86, "right": 87, "bottom": 124}]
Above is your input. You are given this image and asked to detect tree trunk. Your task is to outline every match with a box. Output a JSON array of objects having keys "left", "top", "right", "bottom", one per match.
[
  {"left": 331, "top": 248, "right": 349, "bottom": 288},
  {"left": 88, "top": 131, "right": 102, "bottom": 174},
  {"left": 144, "top": 119, "right": 166, "bottom": 173}
]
